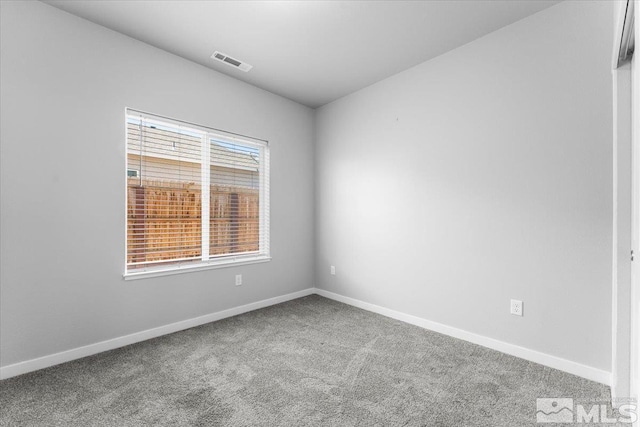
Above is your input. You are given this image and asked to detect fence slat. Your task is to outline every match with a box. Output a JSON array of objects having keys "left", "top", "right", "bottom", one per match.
[{"left": 127, "top": 178, "right": 259, "bottom": 268}]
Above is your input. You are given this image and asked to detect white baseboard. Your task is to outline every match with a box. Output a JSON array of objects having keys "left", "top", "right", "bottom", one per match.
[
  {"left": 1, "top": 287, "right": 612, "bottom": 386},
  {"left": 0, "top": 288, "right": 315, "bottom": 380},
  {"left": 315, "top": 288, "right": 612, "bottom": 386}
]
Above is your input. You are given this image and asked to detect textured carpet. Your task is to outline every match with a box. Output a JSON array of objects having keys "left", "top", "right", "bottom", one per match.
[{"left": 0, "top": 295, "right": 610, "bottom": 426}]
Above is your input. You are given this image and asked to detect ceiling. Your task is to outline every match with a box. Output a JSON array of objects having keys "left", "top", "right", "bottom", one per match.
[{"left": 44, "top": 0, "right": 560, "bottom": 108}]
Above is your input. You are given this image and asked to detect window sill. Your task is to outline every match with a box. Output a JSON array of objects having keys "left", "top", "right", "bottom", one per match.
[{"left": 123, "top": 255, "right": 272, "bottom": 281}]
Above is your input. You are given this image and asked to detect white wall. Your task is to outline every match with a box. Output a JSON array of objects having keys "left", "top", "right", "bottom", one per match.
[
  {"left": 315, "top": 0, "right": 614, "bottom": 372},
  {"left": 0, "top": 1, "right": 315, "bottom": 368},
  {"left": 612, "top": 61, "right": 632, "bottom": 398}
]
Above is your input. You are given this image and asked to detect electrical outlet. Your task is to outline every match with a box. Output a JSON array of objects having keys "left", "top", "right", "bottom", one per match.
[
  {"left": 235, "top": 274, "right": 242, "bottom": 286},
  {"left": 330, "top": 266, "right": 336, "bottom": 275},
  {"left": 510, "top": 299, "right": 523, "bottom": 316}
]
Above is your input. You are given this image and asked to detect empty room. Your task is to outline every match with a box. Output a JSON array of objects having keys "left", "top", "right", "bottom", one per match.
[{"left": 1, "top": 0, "right": 639, "bottom": 425}]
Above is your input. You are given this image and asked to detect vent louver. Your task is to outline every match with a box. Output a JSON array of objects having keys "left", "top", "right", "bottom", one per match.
[{"left": 211, "top": 51, "right": 252, "bottom": 72}]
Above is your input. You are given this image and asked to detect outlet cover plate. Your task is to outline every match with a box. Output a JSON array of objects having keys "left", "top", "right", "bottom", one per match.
[{"left": 510, "top": 299, "right": 523, "bottom": 316}]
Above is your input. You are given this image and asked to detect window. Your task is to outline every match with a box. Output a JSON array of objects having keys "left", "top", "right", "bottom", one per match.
[{"left": 125, "top": 109, "right": 270, "bottom": 278}]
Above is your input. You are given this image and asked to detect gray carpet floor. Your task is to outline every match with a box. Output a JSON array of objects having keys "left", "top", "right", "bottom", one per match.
[{"left": 0, "top": 295, "right": 610, "bottom": 426}]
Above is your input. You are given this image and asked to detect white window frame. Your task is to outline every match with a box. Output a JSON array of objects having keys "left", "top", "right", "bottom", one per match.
[{"left": 124, "top": 109, "right": 270, "bottom": 280}]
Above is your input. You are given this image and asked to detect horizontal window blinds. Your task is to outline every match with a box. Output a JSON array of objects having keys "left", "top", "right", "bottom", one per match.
[{"left": 126, "top": 110, "right": 269, "bottom": 273}]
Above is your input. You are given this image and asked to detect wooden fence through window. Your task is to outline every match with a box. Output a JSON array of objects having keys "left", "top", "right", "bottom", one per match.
[{"left": 127, "top": 178, "right": 259, "bottom": 268}]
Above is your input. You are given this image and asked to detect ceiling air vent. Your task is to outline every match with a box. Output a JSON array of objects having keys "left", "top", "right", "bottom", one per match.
[{"left": 211, "top": 51, "right": 252, "bottom": 72}]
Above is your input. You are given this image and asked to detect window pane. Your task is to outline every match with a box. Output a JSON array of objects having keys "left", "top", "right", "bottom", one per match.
[
  {"left": 209, "top": 139, "right": 260, "bottom": 256},
  {"left": 127, "top": 118, "right": 202, "bottom": 270}
]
